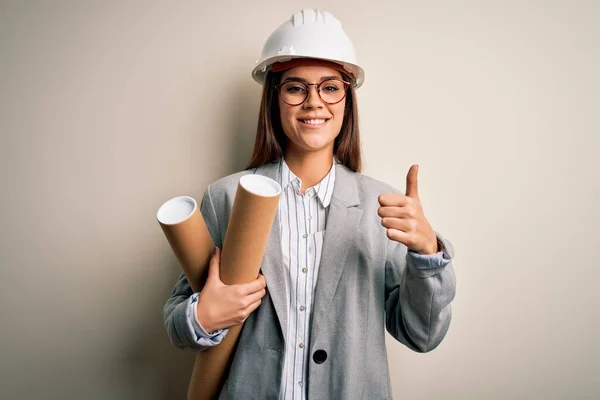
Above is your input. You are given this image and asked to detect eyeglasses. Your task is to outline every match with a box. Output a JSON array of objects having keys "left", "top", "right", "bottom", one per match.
[{"left": 275, "top": 78, "right": 351, "bottom": 106}]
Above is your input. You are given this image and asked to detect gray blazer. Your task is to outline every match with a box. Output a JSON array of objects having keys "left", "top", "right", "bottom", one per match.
[{"left": 163, "top": 160, "right": 456, "bottom": 400}]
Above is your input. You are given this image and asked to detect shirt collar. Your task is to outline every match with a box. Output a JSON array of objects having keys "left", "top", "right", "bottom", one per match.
[{"left": 278, "top": 157, "right": 337, "bottom": 208}]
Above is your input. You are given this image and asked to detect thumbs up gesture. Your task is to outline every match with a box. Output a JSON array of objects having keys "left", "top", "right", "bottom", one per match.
[{"left": 377, "top": 165, "right": 439, "bottom": 254}]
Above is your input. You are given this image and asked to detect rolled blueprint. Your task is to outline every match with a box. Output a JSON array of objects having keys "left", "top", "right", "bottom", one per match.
[
  {"left": 157, "top": 174, "right": 281, "bottom": 400},
  {"left": 157, "top": 196, "right": 213, "bottom": 292}
]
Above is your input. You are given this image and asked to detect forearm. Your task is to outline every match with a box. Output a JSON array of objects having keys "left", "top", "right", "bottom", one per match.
[
  {"left": 386, "top": 258, "right": 455, "bottom": 352},
  {"left": 385, "top": 233, "right": 456, "bottom": 352},
  {"left": 163, "top": 273, "right": 224, "bottom": 351}
]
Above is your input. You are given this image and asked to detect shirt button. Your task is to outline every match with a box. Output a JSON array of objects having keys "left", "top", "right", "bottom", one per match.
[
  {"left": 299, "top": 343, "right": 304, "bottom": 348},
  {"left": 299, "top": 305, "right": 305, "bottom": 311},
  {"left": 298, "top": 382, "right": 303, "bottom": 387},
  {"left": 302, "top": 233, "right": 308, "bottom": 238},
  {"left": 302, "top": 268, "right": 307, "bottom": 273}
]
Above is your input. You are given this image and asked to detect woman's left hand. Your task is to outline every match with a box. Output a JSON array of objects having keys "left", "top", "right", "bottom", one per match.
[{"left": 377, "top": 165, "right": 439, "bottom": 255}]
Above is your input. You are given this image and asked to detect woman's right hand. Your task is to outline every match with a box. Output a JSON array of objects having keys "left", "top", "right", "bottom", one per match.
[{"left": 196, "top": 247, "right": 267, "bottom": 333}]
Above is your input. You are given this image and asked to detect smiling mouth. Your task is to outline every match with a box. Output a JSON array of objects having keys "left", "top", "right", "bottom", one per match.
[{"left": 298, "top": 118, "right": 330, "bottom": 126}]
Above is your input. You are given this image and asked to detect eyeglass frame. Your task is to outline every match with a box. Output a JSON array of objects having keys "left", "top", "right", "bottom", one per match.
[{"left": 274, "top": 77, "right": 351, "bottom": 106}]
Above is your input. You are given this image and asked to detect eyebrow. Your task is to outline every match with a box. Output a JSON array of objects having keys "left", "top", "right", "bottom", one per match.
[{"left": 282, "top": 76, "right": 341, "bottom": 83}]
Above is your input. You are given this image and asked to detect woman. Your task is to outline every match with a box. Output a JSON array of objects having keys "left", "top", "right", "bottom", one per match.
[{"left": 164, "top": 9, "right": 456, "bottom": 400}]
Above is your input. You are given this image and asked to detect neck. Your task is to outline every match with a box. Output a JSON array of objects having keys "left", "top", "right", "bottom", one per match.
[{"left": 284, "top": 148, "right": 334, "bottom": 193}]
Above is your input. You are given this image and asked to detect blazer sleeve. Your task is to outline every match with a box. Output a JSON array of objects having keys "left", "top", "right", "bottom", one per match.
[
  {"left": 384, "top": 230, "right": 456, "bottom": 352},
  {"left": 162, "top": 185, "right": 223, "bottom": 351}
]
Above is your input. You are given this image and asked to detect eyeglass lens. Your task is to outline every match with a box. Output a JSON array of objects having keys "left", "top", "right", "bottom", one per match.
[{"left": 279, "top": 80, "right": 347, "bottom": 105}]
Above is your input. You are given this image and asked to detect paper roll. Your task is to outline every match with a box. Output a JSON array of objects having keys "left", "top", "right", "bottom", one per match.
[
  {"left": 157, "top": 175, "right": 281, "bottom": 400},
  {"left": 157, "top": 196, "right": 213, "bottom": 293}
]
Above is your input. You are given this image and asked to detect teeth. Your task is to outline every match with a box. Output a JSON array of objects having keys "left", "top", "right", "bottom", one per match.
[{"left": 302, "top": 119, "right": 326, "bottom": 125}]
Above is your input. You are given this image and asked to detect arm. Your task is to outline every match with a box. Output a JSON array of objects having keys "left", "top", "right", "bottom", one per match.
[
  {"left": 163, "top": 185, "right": 266, "bottom": 350},
  {"left": 385, "top": 231, "right": 456, "bottom": 352},
  {"left": 163, "top": 271, "right": 229, "bottom": 351}
]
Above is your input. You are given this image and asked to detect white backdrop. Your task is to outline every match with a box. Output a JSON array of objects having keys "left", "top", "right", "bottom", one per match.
[{"left": 1, "top": 1, "right": 598, "bottom": 398}]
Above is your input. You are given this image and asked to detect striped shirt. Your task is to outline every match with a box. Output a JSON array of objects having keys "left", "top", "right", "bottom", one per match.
[
  {"left": 277, "top": 157, "right": 335, "bottom": 400},
  {"left": 187, "top": 157, "right": 336, "bottom": 400}
]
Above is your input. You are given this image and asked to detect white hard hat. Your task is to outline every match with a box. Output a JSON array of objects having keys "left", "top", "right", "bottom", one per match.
[{"left": 252, "top": 9, "right": 365, "bottom": 88}]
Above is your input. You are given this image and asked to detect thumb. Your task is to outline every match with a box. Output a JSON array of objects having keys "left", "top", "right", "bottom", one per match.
[
  {"left": 405, "top": 164, "right": 420, "bottom": 199},
  {"left": 207, "top": 247, "right": 222, "bottom": 283}
]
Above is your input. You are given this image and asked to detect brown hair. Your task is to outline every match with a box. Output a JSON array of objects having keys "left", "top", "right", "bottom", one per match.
[{"left": 245, "top": 69, "right": 362, "bottom": 173}]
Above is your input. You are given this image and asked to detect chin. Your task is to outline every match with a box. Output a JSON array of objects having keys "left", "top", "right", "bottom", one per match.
[{"left": 301, "top": 139, "right": 336, "bottom": 152}]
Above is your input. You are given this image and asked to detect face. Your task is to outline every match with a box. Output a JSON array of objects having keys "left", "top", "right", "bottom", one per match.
[{"left": 278, "top": 66, "right": 347, "bottom": 156}]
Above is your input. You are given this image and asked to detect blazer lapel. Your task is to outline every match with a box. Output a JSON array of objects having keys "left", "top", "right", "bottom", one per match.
[
  {"left": 311, "top": 164, "right": 363, "bottom": 344},
  {"left": 251, "top": 161, "right": 363, "bottom": 346},
  {"left": 253, "top": 161, "right": 289, "bottom": 343}
]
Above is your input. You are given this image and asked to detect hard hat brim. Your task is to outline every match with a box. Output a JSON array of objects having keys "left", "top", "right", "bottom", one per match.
[{"left": 252, "top": 55, "right": 364, "bottom": 88}]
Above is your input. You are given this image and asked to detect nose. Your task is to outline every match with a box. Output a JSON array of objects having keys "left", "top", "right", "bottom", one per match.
[{"left": 303, "top": 85, "right": 324, "bottom": 109}]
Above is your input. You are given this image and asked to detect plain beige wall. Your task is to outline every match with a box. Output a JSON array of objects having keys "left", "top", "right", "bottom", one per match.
[{"left": 1, "top": 1, "right": 598, "bottom": 399}]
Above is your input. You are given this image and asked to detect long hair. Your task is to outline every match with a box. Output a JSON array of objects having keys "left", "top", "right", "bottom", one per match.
[{"left": 245, "top": 70, "right": 362, "bottom": 173}]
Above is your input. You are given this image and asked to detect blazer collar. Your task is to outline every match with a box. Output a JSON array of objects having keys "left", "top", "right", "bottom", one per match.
[{"left": 254, "top": 160, "right": 360, "bottom": 208}]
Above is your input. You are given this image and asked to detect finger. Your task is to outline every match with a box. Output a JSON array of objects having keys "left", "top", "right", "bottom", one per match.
[
  {"left": 378, "top": 193, "right": 409, "bottom": 207},
  {"left": 257, "top": 273, "right": 266, "bottom": 288},
  {"left": 381, "top": 217, "right": 414, "bottom": 232},
  {"left": 207, "top": 247, "right": 221, "bottom": 281},
  {"left": 378, "top": 206, "right": 414, "bottom": 219},
  {"left": 386, "top": 228, "right": 411, "bottom": 245},
  {"left": 244, "top": 298, "right": 263, "bottom": 315},
  {"left": 245, "top": 288, "right": 267, "bottom": 305},
  {"left": 405, "top": 165, "right": 420, "bottom": 199},
  {"left": 240, "top": 276, "right": 267, "bottom": 295}
]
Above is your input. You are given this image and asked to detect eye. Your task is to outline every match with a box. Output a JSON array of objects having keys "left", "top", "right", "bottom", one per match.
[
  {"left": 283, "top": 83, "right": 307, "bottom": 94},
  {"left": 321, "top": 81, "right": 341, "bottom": 92}
]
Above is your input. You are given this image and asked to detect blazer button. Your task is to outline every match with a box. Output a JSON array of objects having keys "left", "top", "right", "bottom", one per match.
[{"left": 313, "top": 349, "right": 327, "bottom": 364}]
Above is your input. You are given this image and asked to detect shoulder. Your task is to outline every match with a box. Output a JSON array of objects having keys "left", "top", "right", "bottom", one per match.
[
  {"left": 205, "top": 160, "right": 281, "bottom": 199},
  {"left": 333, "top": 163, "right": 404, "bottom": 211},
  {"left": 205, "top": 169, "right": 254, "bottom": 199},
  {"left": 355, "top": 173, "right": 403, "bottom": 196},
  {"left": 357, "top": 173, "right": 403, "bottom": 212},
  {"left": 336, "top": 163, "right": 403, "bottom": 197},
  {"left": 209, "top": 169, "right": 254, "bottom": 190}
]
